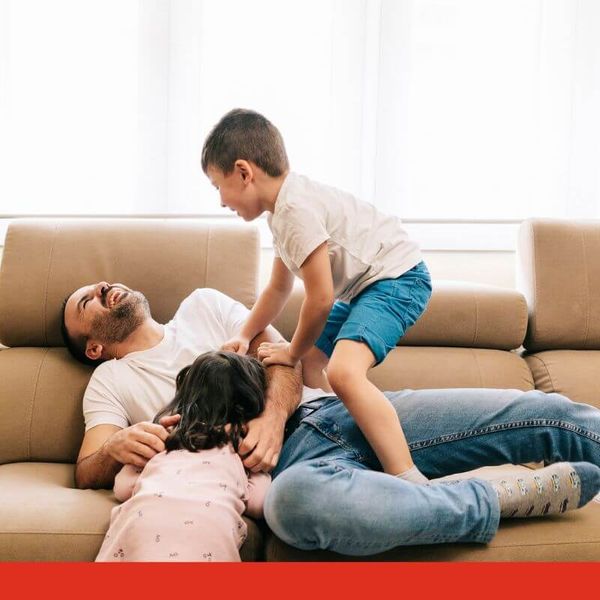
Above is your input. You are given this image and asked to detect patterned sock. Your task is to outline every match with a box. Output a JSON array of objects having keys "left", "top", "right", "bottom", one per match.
[
  {"left": 396, "top": 465, "right": 429, "bottom": 485},
  {"left": 492, "top": 462, "right": 600, "bottom": 518}
]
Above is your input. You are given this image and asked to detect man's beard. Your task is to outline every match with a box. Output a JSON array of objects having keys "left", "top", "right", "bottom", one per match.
[{"left": 90, "top": 290, "right": 150, "bottom": 345}]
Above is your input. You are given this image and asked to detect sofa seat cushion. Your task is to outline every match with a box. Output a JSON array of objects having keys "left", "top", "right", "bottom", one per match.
[
  {"left": 0, "top": 462, "right": 264, "bottom": 561},
  {"left": 525, "top": 351, "right": 600, "bottom": 409},
  {"left": 264, "top": 465, "right": 600, "bottom": 561}
]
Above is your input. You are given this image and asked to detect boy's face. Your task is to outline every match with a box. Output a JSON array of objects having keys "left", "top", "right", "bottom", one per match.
[{"left": 206, "top": 163, "right": 262, "bottom": 221}]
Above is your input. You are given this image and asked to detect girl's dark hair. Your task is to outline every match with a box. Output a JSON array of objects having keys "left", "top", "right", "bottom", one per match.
[{"left": 154, "top": 351, "right": 267, "bottom": 453}]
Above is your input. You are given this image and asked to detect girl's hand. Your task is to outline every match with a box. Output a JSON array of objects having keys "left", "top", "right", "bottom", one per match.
[
  {"left": 221, "top": 336, "right": 250, "bottom": 355},
  {"left": 257, "top": 341, "right": 298, "bottom": 367}
]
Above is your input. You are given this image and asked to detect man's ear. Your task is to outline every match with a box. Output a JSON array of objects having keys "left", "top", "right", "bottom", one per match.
[
  {"left": 85, "top": 340, "right": 105, "bottom": 361},
  {"left": 234, "top": 159, "right": 254, "bottom": 184}
]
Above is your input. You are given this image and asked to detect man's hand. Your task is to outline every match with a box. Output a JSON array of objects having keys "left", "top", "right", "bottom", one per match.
[
  {"left": 238, "top": 409, "right": 286, "bottom": 473},
  {"left": 104, "top": 420, "right": 173, "bottom": 468},
  {"left": 158, "top": 413, "right": 180, "bottom": 433},
  {"left": 221, "top": 336, "right": 251, "bottom": 355},
  {"left": 257, "top": 341, "right": 299, "bottom": 367}
]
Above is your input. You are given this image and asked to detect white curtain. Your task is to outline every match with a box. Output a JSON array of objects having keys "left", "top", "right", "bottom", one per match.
[{"left": 1, "top": 0, "right": 599, "bottom": 221}]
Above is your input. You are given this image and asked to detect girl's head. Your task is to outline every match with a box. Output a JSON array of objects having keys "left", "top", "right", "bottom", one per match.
[{"left": 154, "top": 350, "right": 267, "bottom": 453}]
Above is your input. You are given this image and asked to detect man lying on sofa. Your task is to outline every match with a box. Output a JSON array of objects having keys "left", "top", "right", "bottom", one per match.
[{"left": 62, "top": 282, "right": 600, "bottom": 555}]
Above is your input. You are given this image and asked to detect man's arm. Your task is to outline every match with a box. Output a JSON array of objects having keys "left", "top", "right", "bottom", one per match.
[
  {"left": 239, "top": 325, "right": 303, "bottom": 472},
  {"left": 75, "top": 416, "right": 180, "bottom": 489},
  {"left": 75, "top": 425, "right": 124, "bottom": 490}
]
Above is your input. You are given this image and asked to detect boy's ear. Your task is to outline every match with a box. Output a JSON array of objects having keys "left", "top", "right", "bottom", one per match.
[{"left": 234, "top": 159, "right": 254, "bottom": 183}]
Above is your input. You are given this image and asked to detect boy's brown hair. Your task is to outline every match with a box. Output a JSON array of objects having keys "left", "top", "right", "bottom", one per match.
[{"left": 201, "top": 108, "right": 289, "bottom": 177}]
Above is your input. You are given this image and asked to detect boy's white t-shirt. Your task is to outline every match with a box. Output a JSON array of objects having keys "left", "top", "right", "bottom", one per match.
[
  {"left": 267, "top": 172, "right": 423, "bottom": 303},
  {"left": 83, "top": 288, "right": 330, "bottom": 432}
]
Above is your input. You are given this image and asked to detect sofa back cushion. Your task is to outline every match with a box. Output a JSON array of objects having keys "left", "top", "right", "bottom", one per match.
[
  {"left": 274, "top": 281, "right": 527, "bottom": 350},
  {"left": 274, "top": 280, "right": 533, "bottom": 391},
  {"left": 0, "top": 219, "right": 259, "bottom": 347},
  {"left": 518, "top": 218, "right": 600, "bottom": 352},
  {"left": 0, "top": 219, "right": 260, "bottom": 464},
  {"left": 518, "top": 219, "right": 600, "bottom": 406}
]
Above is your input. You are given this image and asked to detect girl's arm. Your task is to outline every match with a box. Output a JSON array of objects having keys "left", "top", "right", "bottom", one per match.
[
  {"left": 113, "top": 464, "right": 143, "bottom": 502},
  {"left": 244, "top": 471, "right": 272, "bottom": 519}
]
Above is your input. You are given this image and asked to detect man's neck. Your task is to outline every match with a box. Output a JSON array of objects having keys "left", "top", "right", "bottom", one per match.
[{"left": 113, "top": 319, "right": 165, "bottom": 359}]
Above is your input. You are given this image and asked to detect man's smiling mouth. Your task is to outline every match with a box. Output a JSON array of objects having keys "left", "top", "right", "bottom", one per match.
[{"left": 104, "top": 288, "right": 129, "bottom": 309}]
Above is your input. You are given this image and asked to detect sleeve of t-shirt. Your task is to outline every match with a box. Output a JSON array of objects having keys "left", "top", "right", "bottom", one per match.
[
  {"left": 279, "top": 203, "right": 330, "bottom": 269},
  {"left": 83, "top": 364, "right": 130, "bottom": 432},
  {"left": 213, "top": 289, "right": 252, "bottom": 339}
]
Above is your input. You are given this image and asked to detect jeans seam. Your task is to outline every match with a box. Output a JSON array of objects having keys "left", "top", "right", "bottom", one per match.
[
  {"left": 304, "top": 421, "right": 368, "bottom": 462},
  {"left": 408, "top": 419, "right": 600, "bottom": 451}
]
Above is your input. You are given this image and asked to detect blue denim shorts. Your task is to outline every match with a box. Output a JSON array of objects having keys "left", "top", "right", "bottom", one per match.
[{"left": 315, "top": 261, "right": 432, "bottom": 365}]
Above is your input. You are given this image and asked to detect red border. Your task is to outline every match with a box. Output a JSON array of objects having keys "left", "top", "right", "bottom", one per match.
[{"left": 1, "top": 563, "right": 599, "bottom": 599}]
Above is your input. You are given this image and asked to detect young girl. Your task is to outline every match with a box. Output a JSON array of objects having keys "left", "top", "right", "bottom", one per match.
[{"left": 95, "top": 351, "right": 271, "bottom": 562}]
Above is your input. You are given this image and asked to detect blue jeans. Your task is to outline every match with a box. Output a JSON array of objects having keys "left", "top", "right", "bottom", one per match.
[{"left": 264, "top": 389, "right": 600, "bottom": 555}]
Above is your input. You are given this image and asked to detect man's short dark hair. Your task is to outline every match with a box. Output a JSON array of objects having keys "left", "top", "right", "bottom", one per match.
[
  {"left": 201, "top": 108, "right": 289, "bottom": 177},
  {"left": 60, "top": 295, "right": 101, "bottom": 367}
]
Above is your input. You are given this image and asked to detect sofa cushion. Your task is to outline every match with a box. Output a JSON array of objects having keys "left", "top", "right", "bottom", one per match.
[
  {"left": 518, "top": 218, "right": 600, "bottom": 352},
  {"left": 0, "top": 219, "right": 260, "bottom": 347},
  {"left": 274, "top": 281, "right": 527, "bottom": 351},
  {"left": 0, "top": 462, "right": 264, "bottom": 561},
  {"left": 0, "top": 348, "right": 91, "bottom": 464},
  {"left": 525, "top": 351, "right": 600, "bottom": 409}
]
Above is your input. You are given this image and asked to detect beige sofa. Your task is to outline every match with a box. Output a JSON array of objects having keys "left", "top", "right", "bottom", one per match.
[{"left": 0, "top": 218, "right": 598, "bottom": 561}]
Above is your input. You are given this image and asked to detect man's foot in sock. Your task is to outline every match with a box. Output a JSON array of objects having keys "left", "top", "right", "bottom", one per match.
[{"left": 492, "top": 462, "right": 600, "bottom": 518}]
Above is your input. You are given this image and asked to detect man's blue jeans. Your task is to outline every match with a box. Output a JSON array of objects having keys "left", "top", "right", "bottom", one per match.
[{"left": 264, "top": 389, "right": 600, "bottom": 555}]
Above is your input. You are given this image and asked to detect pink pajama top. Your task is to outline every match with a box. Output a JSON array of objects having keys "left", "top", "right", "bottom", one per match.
[{"left": 95, "top": 444, "right": 270, "bottom": 562}]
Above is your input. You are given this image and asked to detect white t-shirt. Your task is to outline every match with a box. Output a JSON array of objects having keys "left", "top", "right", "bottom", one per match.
[
  {"left": 268, "top": 172, "right": 423, "bottom": 303},
  {"left": 83, "top": 288, "right": 330, "bottom": 431}
]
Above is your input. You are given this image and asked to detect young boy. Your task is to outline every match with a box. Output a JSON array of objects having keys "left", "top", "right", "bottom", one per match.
[{"left": 201, "top": 109, "right": 432, "bottom": 483}]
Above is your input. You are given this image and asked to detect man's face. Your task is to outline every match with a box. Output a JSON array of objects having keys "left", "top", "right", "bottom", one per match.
[
  {"left": 206, "top": 163, "right": 262, "bottom": 221},
  {"left": 64, "top": 282, "right": 150, "bottom": 358}
]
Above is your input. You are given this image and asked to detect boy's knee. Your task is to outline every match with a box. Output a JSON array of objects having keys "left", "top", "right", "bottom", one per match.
[{"left": 327, "top": 360, "right": 360, "bottom": 394}]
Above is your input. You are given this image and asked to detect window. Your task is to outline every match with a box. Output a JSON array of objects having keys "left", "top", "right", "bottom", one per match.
[{"left": 1, "top": 0, "right": 599, "bottom": 236}]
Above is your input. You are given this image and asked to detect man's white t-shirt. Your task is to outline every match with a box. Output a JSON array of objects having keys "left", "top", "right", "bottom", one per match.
[
  {"left": 267, "top": 172, "right": 423, "bottom": 303},
  {"left": 83, "top": 288, "right": 330, "bottom": 432}
]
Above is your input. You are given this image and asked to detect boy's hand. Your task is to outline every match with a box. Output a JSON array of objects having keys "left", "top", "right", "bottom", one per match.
[
  {"left": 221, "top": 336, "right": 250, "bottom": 355},
  {"left": 257, "top": 341, "right": 298, "bottom": 367}
]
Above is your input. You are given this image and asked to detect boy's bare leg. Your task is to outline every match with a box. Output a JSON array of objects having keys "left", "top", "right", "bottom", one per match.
[
  {"left": 327, "top": 339, "right": 417, "bottom": 477},
  {"left": 302, "top": 346, "right": 333, "bottom": 392}
]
